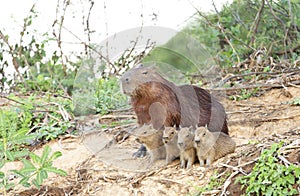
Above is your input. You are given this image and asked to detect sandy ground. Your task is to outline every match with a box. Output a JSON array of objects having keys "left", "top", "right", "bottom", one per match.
[{"left": 6, "top": 87, "right": 300, "bottom": 195}]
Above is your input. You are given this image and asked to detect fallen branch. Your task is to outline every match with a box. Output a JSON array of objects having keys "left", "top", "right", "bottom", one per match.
[
  {"left": 219, "top": 69, "right": 300, "bottom": 86},
  {"left": 209, "top": 80, "right": 300, "bottom": 92},
  {"left": 220, "top": 170, "right": 240, "bottom": 196}
]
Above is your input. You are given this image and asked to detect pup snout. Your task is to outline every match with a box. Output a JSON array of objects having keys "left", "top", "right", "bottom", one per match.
[{"left": 194, "top": 140, "right": 200, "bottom": 144}]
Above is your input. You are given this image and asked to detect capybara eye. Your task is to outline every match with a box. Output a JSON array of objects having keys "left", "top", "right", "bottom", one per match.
[
  {"left": 143, "top": 131, "right": 147, "bottom": 134},
  {"left": 186, "top": 134, "right": 189, "bottom": 138},
  {"left": 142, "top": 71, "right": 148, "bottom": 75}
]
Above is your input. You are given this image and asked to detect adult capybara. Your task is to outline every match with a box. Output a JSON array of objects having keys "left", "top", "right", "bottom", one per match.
[{"left": 121, "top": 64, "right": 228, "bottom": 156}]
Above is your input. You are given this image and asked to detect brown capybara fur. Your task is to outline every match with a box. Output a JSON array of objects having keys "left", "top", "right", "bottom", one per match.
[
  {"left": 177, "top": 126, "right": 196, "bottom": 169},
  {"left": 194, "top": 126, "right": 236, "bottom": 167},
  {"left": 134, "top": 124, "right": 166, "bottom": 164},
  {"left": 162, "top": 126, "right": 180, "bottom": 164},
  {"left": 121, "top": 65, "right": 228, "bottom": 134}
]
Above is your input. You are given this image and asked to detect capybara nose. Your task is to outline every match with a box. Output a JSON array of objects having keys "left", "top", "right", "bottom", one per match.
[
  {"left": 162, "top": 137, "right": 168, "bottom": 143},
  {"left": 194, "top": 140, "right": 200, "bottom": 144},
  {"left": 178, "top": 142, "right": 183, "bottom": 147}
]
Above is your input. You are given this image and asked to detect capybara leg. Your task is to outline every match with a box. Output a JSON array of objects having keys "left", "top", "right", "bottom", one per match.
[
  {"left": 133, "top": 144, "right": 147, "bottom": 158},
  {"left": 186, "top": 159, "right": 193, "bottom": 169},
  {"left": 180, "top": 158, "right": 186, "bottom": 168},
  {"left": 206, "top": 159, "right": 211, "bottom": 166},
  {"left": 166, "top": 155, "right": 172, "bottom": 165},
  {"left": 199, "top": 159, "right": 205, "bottom": 167}
]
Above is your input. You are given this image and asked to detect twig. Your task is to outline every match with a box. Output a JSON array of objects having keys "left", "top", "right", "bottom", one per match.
[
  {"left": 52, "top": 0, "right": 70, "bottom": 76},
  {"left": 0, "top": 95, "right": 25, "bottom": 105},
  {"left": 0, "top": 30, "right": 23, "bottom": 81},
  {"left": 220, "top": 170, "right": 239, "bottom": 196},
  {"left": 218, "top": 163, "right": 247, "bottom": 175},
  {"left": 265, "top": 0, "right": 289, "bottom": 57},
  {"left": 248, "top": 0, "right": 265, "bottom": 46},
  {"left": 100, "top": 114, "right": 136, "bottom": 120},
  {"left": 278, "top": 155, "right": 292, "bottom": 167},
  {"left": 230, "top": 113, "right": 300, "bottom": 124},
  {"left": 209, "top": 80, "right": 300, "bottom": 92},
  {"left": 219, "top": 69, "right": 300, "bottom": 86},
  {"left": 212, "top": 0, "right": 240, "bottom": 64}
]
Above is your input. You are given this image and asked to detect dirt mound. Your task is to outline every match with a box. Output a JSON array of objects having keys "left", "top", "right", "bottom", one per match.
[{"left": 13, "top": 87, "right": 300, "bottom": 195}]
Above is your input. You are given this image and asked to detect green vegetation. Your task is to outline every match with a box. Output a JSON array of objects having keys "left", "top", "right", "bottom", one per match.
[
  {"left": 0, "top": 95, "right": 73, "bottom": 193},
  {"left": 186, "top": 0, "right": 300, "bottom": 67},
  {"left": 190, "top": 171, "right": 229, "bottom": 195},
  {"left": 95, "top": 77, "right": 129, "bottom": 115},
  {"left": 12, "top": 145, "right": 67, "bottom": 189},
  {"left": 236, "top": 142, "right": 300, "bottom": 196}
]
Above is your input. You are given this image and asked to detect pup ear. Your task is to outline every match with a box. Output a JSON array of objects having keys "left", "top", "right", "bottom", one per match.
[{"left": 205, "top": 124, "right": 208, "bottom": 129}]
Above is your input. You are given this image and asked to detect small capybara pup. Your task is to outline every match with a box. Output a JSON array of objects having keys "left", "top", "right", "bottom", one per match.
[
  {"left": 177, "top": 126, "right": 196, "bottom": 169},
  {"left": 162, "top": 126, "right": 180, "bottom": 164},
  {"left": 194, "top": 125, "right": 236, "bottom": 167},
  {"left": 134, "top": 124, "right": 166, "bottom": 164}
]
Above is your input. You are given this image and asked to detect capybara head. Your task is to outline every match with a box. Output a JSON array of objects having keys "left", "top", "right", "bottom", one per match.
[
  {"left": 194, "top": 126, "right": 208, "bottom": 147},
  {"left": 134, "top": 124, "right": 162, "bottom": 148},
  {"left": 162, "top": 126, "right": 177, "bottom": 144},
  {"left": 120, "top": 64, "right": 166, "bottom": 96},
  {"left": 177, "top": 126, "right": 194, "bottom": 150}
]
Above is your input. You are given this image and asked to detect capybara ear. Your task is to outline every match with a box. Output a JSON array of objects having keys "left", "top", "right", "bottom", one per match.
[
  {"left": 179, "top": 125, "right": 182, "bottom": 129},
  {"left": 149, "top": 124, "right": 153, "bottom": 129},
  {"left": 173, "top": 124, "right": 177, "bottom": 128},
  {"left": 189, "top": 125, "right": 194, "bottom": 132},
  {"left": 205, "top": 124, "right": 208, "bottom": 129}
]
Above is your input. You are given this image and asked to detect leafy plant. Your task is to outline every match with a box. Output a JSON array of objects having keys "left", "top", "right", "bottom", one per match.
[
  {"left": 0, "top": 95, "right": 72, "bottom": 194},
  {"left": 13, "top": 145, "right": 67, "bottom": 189},
  {"left": 185, "top": 0, "right": 300, "bottom": 67},
  {"left": 95, "top": 77, "right": 129, "bottom": 115},
  {"left": 236, "top": 142, "right": 300, "bottom": 195},
  {"left": 229, "top": 87, "right": 260, "bottom": 101},
  {"left": 190, "top": 171, "right": 228, "bottom": 195}
]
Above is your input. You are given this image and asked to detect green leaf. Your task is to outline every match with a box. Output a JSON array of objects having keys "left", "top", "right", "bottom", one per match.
[
  {"left": 0, "top": 171, "right": 4, "bottom": 178},
  {"left": 21, "top": 158, "right": 36, "bottom": 170},
  {"left": 36, "top": 172, "right": 44, "bottom": 186},
  {"left": 41, "top": 145, "right": 51, "bottom": 164},
  {"left": 48, "top": 151, "right": 62, "bottom": 162},
  {"left": 40, "top": 170, "right": 48, "bottom": 179},
  {"left": 19, "top": 167, "right": 36, "bottom": 174},
  {"left": 19, "top": 176, "right": 30, "bottom": 186},
  {"left": 29, "top": 152, "right": 41, "bottom": 165},
  {"left": 32, "top": 179, "right": 40, "bottom": 189},
  {"left": 5, "top": 150, "right": 15, "bottom": 161},
  {"left": 44, "top": 166, "right": 67, "bottom": 176},
  {"left": 286, "top": 174, "right": 295, "bottom": 184}
]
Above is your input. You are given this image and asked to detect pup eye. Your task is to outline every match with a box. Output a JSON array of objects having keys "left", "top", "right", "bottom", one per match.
[
  {"left": 186, "top": 134, "right": 189, "bottom": 138},
  {"left": 143, "top": 131, "right": 147, "bottom": 134},
  {"left": 142, "top": 71, "right": 148, "bottom": 75}
]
